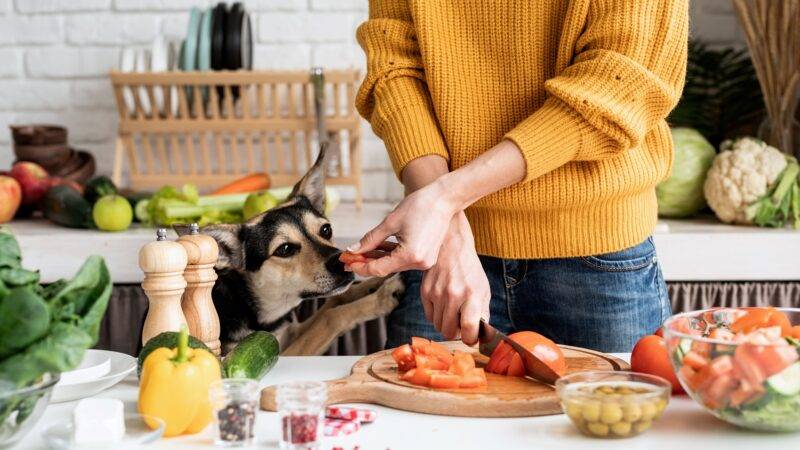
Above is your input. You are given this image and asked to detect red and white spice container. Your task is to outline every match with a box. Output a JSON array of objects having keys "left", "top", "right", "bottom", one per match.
[{"left": 276, "top": 381, "right": 327, "bottom": 449}]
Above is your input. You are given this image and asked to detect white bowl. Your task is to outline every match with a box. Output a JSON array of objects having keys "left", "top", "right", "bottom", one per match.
[{"left": 51, "top": 350, "right": 136, "bottom": 404}]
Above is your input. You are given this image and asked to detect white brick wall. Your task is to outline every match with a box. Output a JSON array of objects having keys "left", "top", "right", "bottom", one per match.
[{"left": 0, "top": 0, "right": 745, "bottom": 203}]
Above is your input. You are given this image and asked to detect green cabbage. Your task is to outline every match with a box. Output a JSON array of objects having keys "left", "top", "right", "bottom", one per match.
[{"left": 657, "top": 128, "right": 717, "bottom": 218}]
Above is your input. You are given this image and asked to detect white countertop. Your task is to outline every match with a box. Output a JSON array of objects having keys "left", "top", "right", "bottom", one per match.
[
  {"left": 7, "top": 204, "right": 798, "bottom": 283},
  {"left": 18, "top": 354, "right": 799, "bottom": 450}
]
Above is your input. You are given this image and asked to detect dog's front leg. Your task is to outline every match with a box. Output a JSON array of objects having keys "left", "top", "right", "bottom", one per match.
[{"left": 282, "top": 275, "right": 404, "bottom": 356}]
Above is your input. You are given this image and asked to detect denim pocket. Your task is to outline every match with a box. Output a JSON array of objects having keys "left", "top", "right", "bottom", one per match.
[{"left": 580, "top": 237, "right": 657, "bottom": 272}]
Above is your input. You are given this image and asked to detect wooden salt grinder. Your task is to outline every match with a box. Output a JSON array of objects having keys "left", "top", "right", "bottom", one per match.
[
  {"left": 178, "top": 223, "right": 221, "bottom": 355},
  {"left": 139, "top": 228, "right": 188, "bottom": 345}
]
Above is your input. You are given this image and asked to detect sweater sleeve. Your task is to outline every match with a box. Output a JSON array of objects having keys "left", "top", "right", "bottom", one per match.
[
  {"left": 505, "top": 0, "right": 689, "bottom": 182},
  {"left": 355, "top": 0, "right": 449, "bottom": 178}
]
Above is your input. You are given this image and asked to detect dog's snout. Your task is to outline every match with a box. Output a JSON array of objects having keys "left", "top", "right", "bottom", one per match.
[{"left": 326, "top": 252, "right": 346, "bottom": 274}]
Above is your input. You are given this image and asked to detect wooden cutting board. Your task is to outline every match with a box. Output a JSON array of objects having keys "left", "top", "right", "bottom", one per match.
[{"left": 261, "top": 341, "right": 629, "bottom": 417}]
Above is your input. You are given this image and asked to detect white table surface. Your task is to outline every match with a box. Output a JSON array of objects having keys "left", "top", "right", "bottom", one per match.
[
  {"left": 8, "top": 204, "right": 798, "bottom": 283},
  {"left": 19, "top": 354, "right": 800, "bottom": 450}
]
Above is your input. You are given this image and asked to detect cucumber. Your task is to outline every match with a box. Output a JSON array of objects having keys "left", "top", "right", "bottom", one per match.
[
  {"left": 223, "top": 331, "right": 279, "bottom": 379},
  {"left": 767, "top": 362, "right": 800, "bottom": 396},
  {"left": 137, "top": 331, "right": 215, "bottom": 377}
]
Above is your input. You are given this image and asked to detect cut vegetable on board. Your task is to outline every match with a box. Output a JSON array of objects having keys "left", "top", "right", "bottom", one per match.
[{"left": 390, "top": 337, "right": 487, "bottom": 389}]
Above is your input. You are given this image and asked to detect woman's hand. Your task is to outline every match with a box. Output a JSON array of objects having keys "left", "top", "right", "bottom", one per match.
[
  {"left": 347, "top": 179, "right": 459, "bottom": 277},
  {"left": 420, "top": 213, "right": 490, "bottom": 344}
]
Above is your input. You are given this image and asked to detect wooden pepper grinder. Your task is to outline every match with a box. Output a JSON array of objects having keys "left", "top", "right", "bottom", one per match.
[
  {"left": 178, "top": 223, "right": 221, "bottom": 355},
  {"left": 139, "top": 228, "right": 188, "bottom": 346}
]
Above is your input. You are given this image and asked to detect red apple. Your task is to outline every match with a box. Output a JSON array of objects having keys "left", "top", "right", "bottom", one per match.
[
  {"left": 10, "top": 161, "right": 50, "bottom": 206},
  {"left": 0, "top": 175, "right": 22, "bottom": 223}
]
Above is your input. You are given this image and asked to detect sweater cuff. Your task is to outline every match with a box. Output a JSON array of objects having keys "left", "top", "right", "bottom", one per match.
[
  {"left": 372, "top": 77, "right": 450, "bottom": 178},
  {"left": 504, "top": 98, "right": 589, "bottom": 183}
]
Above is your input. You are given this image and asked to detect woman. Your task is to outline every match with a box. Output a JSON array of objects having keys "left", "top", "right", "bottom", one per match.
[{"left": 348, "top": 0, "right": 688, "bottom": 352}]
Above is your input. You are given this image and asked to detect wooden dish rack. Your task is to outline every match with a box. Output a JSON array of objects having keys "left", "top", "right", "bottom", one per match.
[{"left": 109, "top": 69, "right": 362, "bottom": 206}]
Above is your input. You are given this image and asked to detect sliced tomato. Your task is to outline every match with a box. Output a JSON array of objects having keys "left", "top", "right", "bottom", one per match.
[
  {"left": 400, "top": 368, "right": 416, "bottom": 382},
  {"left": 709, "top": 328, "right": 736, "bottom": 341},
  {"left": 729, "top": 378, "right": 765, "bottom": 407},
  {"left": 486, "top": 342, "right": 516, "bottom": 376},
  {"left": 459, "top": 371, "right": 488, "bottom": 388},
  {"left": 506, "top": 353, "right": 525, "bottom": 377},
  {"left": 428, "top": 373, "right": 461, "bottom": 389},
  {"left": 746, "top": 344, "right": 799, "bottom": 377},
  {"left": 410, "top": 336, "right": 431, "bottom": 353},
  {"left": 679, "top": 364, "right": 698, "bottom": 390},
  {"left": 391, "top": 344, "right": 415, "bottom": 372},
  {"left": 486, "top": 331, "right": 566, "bottom": 377},
  {"left": 414, "top": 354, "right": 449, "bottom": 371},
  {"left": 734, "top": 345, "right": 767, "bottom": 387},
  {"left": 690, "top": 340, "right": 712, "bottom": 357},
  {"left": 448, "top": 351, "right": 476, "bottom": 376},
  {"left": 408, "top": 368, "right": 435, "bottom": 386},
  {"left": 339, "top": 252, "right": 368, "bottom": 265},
  {"left": 682, "top": 351, "right": 709, "bottom": 371},
  {"left": 421, "top": 341, "right": 454, "bottom": 365},
  {"left": 701, "top": 373, "right": 738, "bottom": 410},
  {"left": 731, "top": 307, "right": 792, "bottom": 336},
  {"left": 485, "top": 341, "right": 512, "bottom": 374}
]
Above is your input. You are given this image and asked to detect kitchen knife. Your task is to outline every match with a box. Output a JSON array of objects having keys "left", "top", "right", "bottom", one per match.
[{"left": 478, "top": 319, "right": 561, "bottom": 385}]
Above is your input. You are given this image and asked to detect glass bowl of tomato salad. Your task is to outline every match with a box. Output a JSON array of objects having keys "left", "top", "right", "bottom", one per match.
[
  {"left": 663, "top": 307, "right": 800, "bottom": 432},
  {"left": 556, "top": 371, "right": 671, "bottom": 438}
]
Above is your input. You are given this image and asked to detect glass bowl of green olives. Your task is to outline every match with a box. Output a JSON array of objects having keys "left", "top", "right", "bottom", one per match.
[{"left": 556, "top": 371, "right": 671, "bottom": 438}]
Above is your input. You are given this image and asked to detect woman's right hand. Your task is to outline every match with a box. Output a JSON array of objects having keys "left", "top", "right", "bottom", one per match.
[{"left": 346, "top": 179, "right": 459, "bottom": 277}]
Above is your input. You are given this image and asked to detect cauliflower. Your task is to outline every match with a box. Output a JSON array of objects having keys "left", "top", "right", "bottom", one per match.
[{"left": 704, "top": 137, "right": 799, "bottom": 226}]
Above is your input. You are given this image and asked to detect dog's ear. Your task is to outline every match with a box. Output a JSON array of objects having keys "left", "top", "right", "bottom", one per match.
[
  {"left": 200, "top": 223, "right": 245, "bottom": 270},
  {"left": 287, "top": 142, "right": 327, "bottom": 213}
]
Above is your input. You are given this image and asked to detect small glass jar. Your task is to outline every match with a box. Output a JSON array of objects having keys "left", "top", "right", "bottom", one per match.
[
  {"left": 276, "top": 381, "right": 327, "bottom": 450},
  {"left": 209, "top": 378, "right": 259, "bottom": 447}
]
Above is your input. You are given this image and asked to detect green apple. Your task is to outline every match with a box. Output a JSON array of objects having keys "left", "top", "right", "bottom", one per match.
[
  {"left": 243, "top": 191, "right": 280, "bottom": 220},
  {"left": 93, "top": 195, "right": 133, "bottom": 231}
]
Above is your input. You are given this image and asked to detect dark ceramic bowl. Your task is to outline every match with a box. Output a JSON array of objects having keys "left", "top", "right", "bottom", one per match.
[
  {"left": 13, "top": 143, "right": 71, "bottom": 171},
  {"left": 9, "top": 125, "right": 67, "bottom": 145},
  {"left": 51, "top": 150, "right": 96, "bottom": 184}
]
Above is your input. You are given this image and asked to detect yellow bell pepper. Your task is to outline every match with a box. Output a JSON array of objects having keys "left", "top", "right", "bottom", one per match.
[{"left": 138, "top": 326, "right": 221, "bottom": 437}]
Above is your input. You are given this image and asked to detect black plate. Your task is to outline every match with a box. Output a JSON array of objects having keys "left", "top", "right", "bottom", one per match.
[
  {"left": 241, "top": 10, "right": 252, "bottom": 70},
  {"left": 210, "top": 2, "right": 227, "bottom": 71},
  {"left": 225, "top": 2, "right": 244, "bottom": 71}
]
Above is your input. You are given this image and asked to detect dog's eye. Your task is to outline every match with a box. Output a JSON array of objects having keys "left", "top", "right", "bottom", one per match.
[
  {"left": 319, "top": 224, "right": 332, "bottom": 240},
  {"left": 272, "top": 243, "right": 299, "bottom": 258}
]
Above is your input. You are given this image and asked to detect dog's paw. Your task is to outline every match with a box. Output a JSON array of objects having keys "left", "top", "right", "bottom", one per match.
[{"left": 379, "top": 274, "right": 405, "bottom": 300}]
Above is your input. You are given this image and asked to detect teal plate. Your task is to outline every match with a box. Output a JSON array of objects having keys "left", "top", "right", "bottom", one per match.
[{"left": 197, "top": 7, "right": 213, "bottom": 104}]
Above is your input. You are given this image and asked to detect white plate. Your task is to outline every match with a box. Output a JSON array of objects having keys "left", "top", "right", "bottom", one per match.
[
  {"left": 56, "top": 352, "right": 110, "bottom": 387},
  {"left": 150, "top": 35, "right": 169, "bottom": 116},
  {"left": 119, "top": 47, "right": 137, "bottom": 116},
  {"left": 134, "top": 48, "right": 152, "bottom": 116},
  {"left": 51, "top": 350, "right": 136, "bottom": 404}
]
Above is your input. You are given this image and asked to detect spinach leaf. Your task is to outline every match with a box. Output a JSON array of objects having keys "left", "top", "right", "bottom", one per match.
[
  {"left": 0, "top": 287, "right": 50, "bottom": 359},
  {"left": 0, "top": 227, "right": 21, "bottom": 269},
  {"left": 0, "top": 278, "right": 8, "bottom": 299},
  {"left": 0, "top": 322, "right": 92, "bottom": 387},
  {"left": 49, "top": 256, "right": 109, "bottom": 320},
  {"left": 0, "top": 267, "right": 40, "bottom": 287}
]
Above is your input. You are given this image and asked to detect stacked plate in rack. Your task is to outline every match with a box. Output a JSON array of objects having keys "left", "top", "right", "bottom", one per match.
[{"left": 117, "top": 2, "right": 253, "bottom": 118}]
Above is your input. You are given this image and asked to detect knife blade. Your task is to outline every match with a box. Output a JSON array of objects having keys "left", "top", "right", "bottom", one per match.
[{"left": 478, "top": 319, "right": 561, "bottom": 385}]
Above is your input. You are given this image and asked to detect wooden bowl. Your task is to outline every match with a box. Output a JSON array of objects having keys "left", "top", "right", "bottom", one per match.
[
  {"left": 13, "top": 143, "right": 71, "bottom": 171},
  {"left": 61, "top": 150, "right": 96, "bottom": 184},
  {"left": 10, "top": 125, "right": 67, "bottom": 145}
]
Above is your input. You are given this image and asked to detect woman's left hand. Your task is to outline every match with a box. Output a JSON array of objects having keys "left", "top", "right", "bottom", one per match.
[{"left": 347, "top": 180, "right": 458, "bottom": 277}]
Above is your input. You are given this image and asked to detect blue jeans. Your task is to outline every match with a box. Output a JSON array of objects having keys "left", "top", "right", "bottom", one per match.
[{"left": 385, "top": 237, "right": 670, "bottom": 353}]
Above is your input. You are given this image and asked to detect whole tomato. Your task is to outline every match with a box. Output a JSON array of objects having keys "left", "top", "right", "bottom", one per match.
[{"left": 631, "top": 335, "right": 684, "bottom": 394}]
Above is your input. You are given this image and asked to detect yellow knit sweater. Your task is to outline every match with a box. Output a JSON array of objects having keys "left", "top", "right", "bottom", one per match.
[{"left": 355, "top": 0, "right": 689, "bottom": 259}]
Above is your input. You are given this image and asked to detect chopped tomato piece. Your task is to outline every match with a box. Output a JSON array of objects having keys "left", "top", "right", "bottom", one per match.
[
  {"left": 391, "top": 344, "right": 415, "bottom": 372},
  {"left": 400, "top": 369, "right": 416, "bottom": 382},
  {"left": 428, "top": 373, "right": 461, "bottom": 389},
  {"left": 792, "top": 326, "right": 800, "bottom": 340},
  {"left": 459, "top": 372, "right": 487, "bottom": 388},
  {"left": 702, "top": 373, "right": 738, "bottom": 410},
  {"left": 682, "top": 351, "right": 709, "bottom": 371},
  {"left": 729, "top": 378, "right": 765, "bottom": 407},
  {"left": 448, "top": 351, "right": 476, "bottom": 376},
  {"left": 339, "top": 252, "right": 368, "bottom": 265},
  {"left": 485, "top": 341, "right": 512, "bottom": 374},
  {"left": 410, "top": 336, "right": 431, "bottom": 352},
  {"left": 414, "top": 354, "right": 448, "bottom": 371},
  {"left": 679, "top": 364, "right": 697, "bottom": 389},
  {"left": 421, "top": 341, "right": 454, "bottom": 365},
  {"left": 731, "top": 307, "right": 792, "bottom": 336},
  {"left": 408, "top": 368, "right": 435, "bottom": 386},
  {"left": 691, "top": 340, "right": 712, "bottom": 357},
  {"left": 746, "top": 344, "right": 799, "bottom": 377},
  {"left": 709, "top": 328, "right": 736, "bottom": 341},
  {"left": 734, "top": 345, "right": 767, "bottom": 387}
]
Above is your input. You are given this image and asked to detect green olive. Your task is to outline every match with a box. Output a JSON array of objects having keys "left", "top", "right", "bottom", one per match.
[
  {"left": 611, "top": 421, "right": 632, "bottom": 436},
  {"left": 565, "top": 401, "right": 583, "bottom": 421},
  {"left": 600, "top": 402, "right": 624, "bottom": 424},
  {"left": 641, "top": 402, "right": 657, "bottom": 421},
  {"left": 597, "top": 385, "right": 616, "bottom": 395},
  {"left": 654, "top": 398, "right": 668, "bottom": 414},
  {"left": 587, "top": 422, "right": 610, "bottom": 437},
  {"left": 622, "top": 403, "right": 642, "bottom": 422},
  {"left": 635, "top": 420, "right": 653, "bottom": 433},
  {"left": 616, "top": 386, "right": 634, "bottom": 395},
  {"left": 582, "top": 400, "right": 601, "bottom": 422}
]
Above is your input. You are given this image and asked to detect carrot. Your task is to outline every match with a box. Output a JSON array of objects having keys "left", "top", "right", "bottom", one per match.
[{"left": 212, "top": 173, "right": 271, "bottom": 195}]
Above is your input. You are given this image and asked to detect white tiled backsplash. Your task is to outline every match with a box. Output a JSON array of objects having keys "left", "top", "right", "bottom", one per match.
[{"left": 0, "top": 0, "right": 743, "bottom": 203}]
